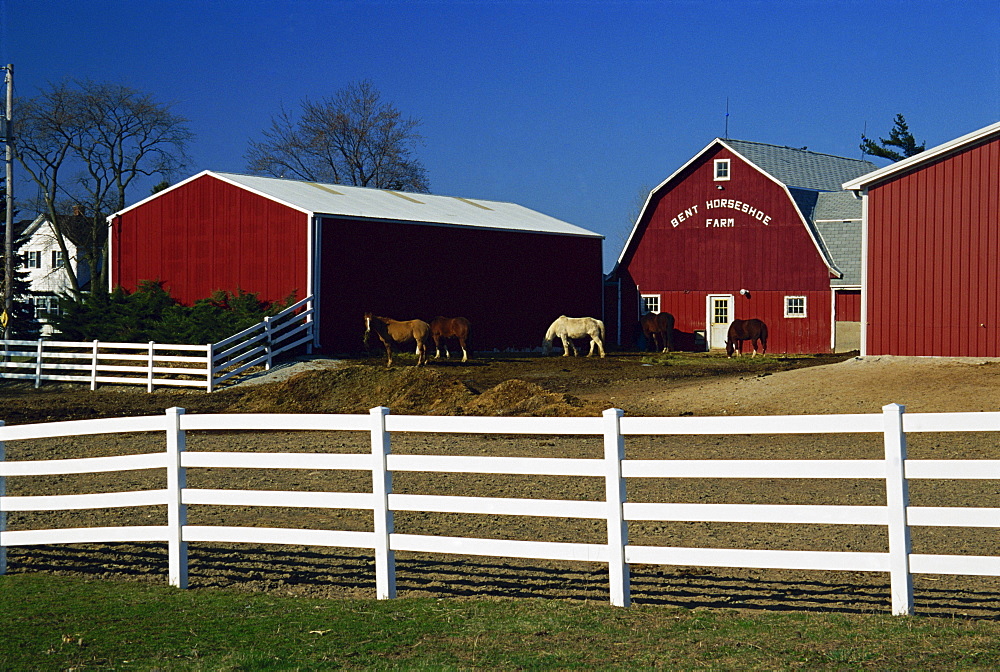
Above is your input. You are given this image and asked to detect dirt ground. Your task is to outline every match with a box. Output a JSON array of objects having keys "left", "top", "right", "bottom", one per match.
[{"left": 5, "top": 349, "right": 1000, "bottom": 617}]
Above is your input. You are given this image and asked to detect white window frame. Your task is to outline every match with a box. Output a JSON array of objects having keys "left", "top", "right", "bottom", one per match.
[
  {"left": 641, "top": 294, "right": 660, "bottom": 314},
  {"left": 30, "top": 296, "right": 60, "bottom": 318},
  {"left": 714, "top": 159, "right": 731, "bottom": 181},
  {"left": 24, "top": 250, "right": 42, "bottom": 269},
  {"left": 51, "top": 250, "right": 65, "bottom": 268},
  {"left": 784, "top": 295, "right": 807, "bottom": 318}
]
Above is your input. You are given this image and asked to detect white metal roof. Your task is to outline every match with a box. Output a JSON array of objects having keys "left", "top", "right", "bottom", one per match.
[
  {"left": 843, "top": 120, "right": 1000, "bottom": 191},
  {"left": 113, "top": 170, "right": 603, "bottom": 239}
]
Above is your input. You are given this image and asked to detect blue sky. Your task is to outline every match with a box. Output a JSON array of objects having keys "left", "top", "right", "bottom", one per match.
[{"left": 3, "top": 0, "right": 998, "bottom": 271}]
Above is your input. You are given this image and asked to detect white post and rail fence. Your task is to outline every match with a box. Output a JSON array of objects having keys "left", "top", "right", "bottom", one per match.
[
  {"left": 3, "top": 403, "right": 1000, "bottom": 615},
  {"left": 0, "top": 296, "right": 314, "bottom": 392}
]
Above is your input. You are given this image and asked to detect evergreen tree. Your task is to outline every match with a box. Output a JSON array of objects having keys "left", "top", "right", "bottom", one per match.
[
  {"left": 861, "top": 114, "right": 926, "bottom": 162},
  {"left": 1, "top": 180, "right": 42, "bottom": 339},
  {"left": 48, "top": 281, "right": 295, "bottom": 344}
]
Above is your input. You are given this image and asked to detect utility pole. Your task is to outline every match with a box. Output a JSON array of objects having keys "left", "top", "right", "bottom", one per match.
[{"left": 3, "top": 64, "right": 12, "bottom": 341}]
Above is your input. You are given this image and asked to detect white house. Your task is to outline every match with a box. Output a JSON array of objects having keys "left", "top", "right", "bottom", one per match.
[{"left": 17, "top": 214, "right": 90, "bottom": 333}]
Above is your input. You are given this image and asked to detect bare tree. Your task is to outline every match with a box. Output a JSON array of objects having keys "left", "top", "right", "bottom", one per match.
[
  {"left": 246, "top": 80, "right": 429, "bottom": 193},
  {"left": 14, "top": 80, "right": 192, "bottom": 297}
]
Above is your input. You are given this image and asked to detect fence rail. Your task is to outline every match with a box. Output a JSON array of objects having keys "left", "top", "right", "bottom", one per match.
[
  {"left": 2, "top": 403, "right": 1000, "bottom": 615},
  {"left": 0, "top": 296, "right": 314, "bottom": 392}
]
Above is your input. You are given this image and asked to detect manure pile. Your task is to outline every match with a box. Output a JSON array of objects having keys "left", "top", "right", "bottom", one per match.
[{"left": 231, "top": 365, "right": 604, "bottom": 416}]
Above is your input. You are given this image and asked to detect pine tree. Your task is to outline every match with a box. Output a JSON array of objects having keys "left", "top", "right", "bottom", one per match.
[
  {"left": 861, "top": 114, "right": 926, "bottom": 162},
  {"left": 1, "top": 180, "right": 42, "bottom": 339}
]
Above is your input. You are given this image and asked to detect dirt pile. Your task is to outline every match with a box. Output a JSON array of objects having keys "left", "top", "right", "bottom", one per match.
[
  {"left": 230, "top": 365, "right": 605, "bottom": 417},
  {"left": 464, "top": 378, "right": 600, "bottom": 416}
]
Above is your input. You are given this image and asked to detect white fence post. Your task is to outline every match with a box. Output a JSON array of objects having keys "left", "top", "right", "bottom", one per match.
[
  {"left": 883, "top": 402, "right": 914, "bottom": 615},
  {"left": 147, "top": 341, "right": 155, "bottom": 393},
  {"left": 90, "top": 340, "right": 99, "bottom": 391},
  {"left": 206, "top": 343, "right": 214, "bottom": 394},
  {"left": 370, "top": 406, "right": 396, "bottom": 599},
  {"left": 264, "top": 316, "right": 273, "bottom": 370},
  {"left": 0, "top": 420, "right": 6, "bottom": 576},
  {"left": 166, "top": 407, "right": 189, "bottom": 588},
  {"left": 603, "top": 408, "right": 631, "bottom": 607},
  {"left": 306, "top": 297, "right": 314, "bottom": 355},
  {"left": 34, "top": 339, "right": 43, "bottom": 388}
]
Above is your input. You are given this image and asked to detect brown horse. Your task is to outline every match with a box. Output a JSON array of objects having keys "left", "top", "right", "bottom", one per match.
[
  {"left": 640, "top": 312, "right": 675, "bottom": 352},
  {"left": 430, "top": 316, "right": 471, "bottom": 362},
  {"left": 363, "top": 313, "right": 431, "bottom": 368},
  {"left": 726, "top": 318, "right": 768, "bottom": 357}
]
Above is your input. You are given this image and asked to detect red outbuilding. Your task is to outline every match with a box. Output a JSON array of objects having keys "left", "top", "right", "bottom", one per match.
[
  {"left": 608, "top": 139, "right": 877, "bottom": 353},
  {"left": 110, "top": 171, "right": 604, "bottom": 353},
  {"left": 843, "top": 121, "right": 1000, "bottom": 357}
]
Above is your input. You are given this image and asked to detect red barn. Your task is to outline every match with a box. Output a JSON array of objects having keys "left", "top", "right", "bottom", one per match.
[
  {"left": 843, "top": 121, "right": 1000, "bottom": 357},
  {"left": 607, "top": 139, "right": 877, "bottom": 354},
  {"left": 110, "top": 171, "right": 604, "bottom": 353}
]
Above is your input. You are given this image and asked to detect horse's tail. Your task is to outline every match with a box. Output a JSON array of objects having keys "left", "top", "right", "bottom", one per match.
[{"left": 596, "top": 319, "right": 606, "bottom": 342}]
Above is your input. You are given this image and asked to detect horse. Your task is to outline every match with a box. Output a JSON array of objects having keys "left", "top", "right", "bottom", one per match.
[
  {"left": 726, "top": 318, "right": 768, "bottom": 357},
  {"left": 542, "top": 315, "right": 606, "bottom": 358},
  {"left": 363, "top": 313, "right": 431, "bottom": 368},
  {"left": 430, "top": 316, "right": 472, "bottom": 362},
  {"left": 640, "top": 311, "right": 675, "bottom": 352}
]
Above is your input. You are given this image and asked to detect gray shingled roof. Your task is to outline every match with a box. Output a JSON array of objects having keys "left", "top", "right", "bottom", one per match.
[
  {"left": 723, "top": 139, "right": 877, "bottom": 192},
  {"left": 720, "top": 140, "right": 871, "bottom": 287},
  {"left": 813, "top": 191, "right": 863, "bottom": 286}
]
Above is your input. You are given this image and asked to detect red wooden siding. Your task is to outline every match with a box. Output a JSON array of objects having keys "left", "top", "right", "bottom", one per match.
[
  {"left": 866, "top": 136, "right": 1000, "bottom": 356},
  {"left": 318, "top": 218, "right": 603, "bottom": 353},
  {"left": 654, "top": 290, "right": 831, "bottom": 353},
  {"left": 836, "top": 290, "right": 861, "bottom": 321},
  {"left": 620, "top": 145, "right": 834, "bottom": 353},
  {"left": 112, "top": 175, "right": 309, "bottom": 306}
]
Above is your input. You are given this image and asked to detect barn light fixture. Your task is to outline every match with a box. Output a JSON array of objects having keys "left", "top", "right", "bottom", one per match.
[
  {"left": 739, "top": 288, "right": 748, "bottom": 295},
  {"left": 716, "top": 185, "right": 724, "bottom": 190}
]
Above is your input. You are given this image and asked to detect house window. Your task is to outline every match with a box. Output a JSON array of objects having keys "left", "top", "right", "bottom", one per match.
[
  {"left": 51, "top": 250, "right": 65, "bottom": 268},
  {"left": 785, "top": 296, "right": 807, "bottom": 318},
  {"left": 641, "top": 294, "right": 660, "bottom": 314},
  {"left": 714, "top": 159, "right": 731, "bottom": 181},
  {"left": 24, "top": 250, "right": 42, "bottom": 269},
  {"left": 28, "top": 296, "right": 59, "bottom": 318}
]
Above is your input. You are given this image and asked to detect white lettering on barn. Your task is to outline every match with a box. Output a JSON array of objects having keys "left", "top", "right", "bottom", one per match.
[
  {"left": 704, "top": 198, "right": 771, "bottom": 225},
  {"left": 669, "top": 200, "right": 772, "bottom": 228},
  {"left": 669, "top": 204, "right": 699, "bottom": 227}
]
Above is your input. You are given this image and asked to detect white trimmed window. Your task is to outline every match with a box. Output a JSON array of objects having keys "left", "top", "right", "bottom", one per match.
[
  {"left": 24, "top": 250, "right": 41, "bottom": 268},
  {"left": 784, "top": 296, "right": 807, "bottom": 318},
  {"left": 51, "top": 250, "right": 65, "bottom": 268},
  {"left": 29, "top": 296, "right": 60, "bottom": 317},
  {"left": 641, "top": 294, "right": 660, "bottom": 314},
  {"left": 714, "top": 159, "right": 731, "bottom": 181}
]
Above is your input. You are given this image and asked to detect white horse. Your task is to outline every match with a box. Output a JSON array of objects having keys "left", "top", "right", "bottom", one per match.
[{"left": 542, "top": 315, "right": 606, "bottom": 358}]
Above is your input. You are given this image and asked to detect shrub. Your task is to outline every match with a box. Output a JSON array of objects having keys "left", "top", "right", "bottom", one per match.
[{"left": 48, "top": 281, "right": 296, "bottom": 344}]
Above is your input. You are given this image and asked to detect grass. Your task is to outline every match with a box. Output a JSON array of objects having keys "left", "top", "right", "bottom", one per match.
[
  {"left": 4, "top": 574, "right": 1000, "bottom": 670},
  {"left": 638, "top": 350, "right": 851, "bottom": 372}
]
